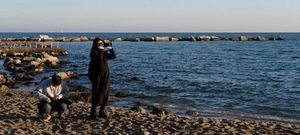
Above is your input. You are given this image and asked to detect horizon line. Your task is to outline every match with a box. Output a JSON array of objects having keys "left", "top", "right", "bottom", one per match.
[{"left": 0, "top": 31, "right": 300, "bottom": 33}]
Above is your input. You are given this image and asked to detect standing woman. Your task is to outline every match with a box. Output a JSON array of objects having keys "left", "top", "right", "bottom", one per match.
[{"left": 88, "top": 38, "right": 116, "bottom": 119}]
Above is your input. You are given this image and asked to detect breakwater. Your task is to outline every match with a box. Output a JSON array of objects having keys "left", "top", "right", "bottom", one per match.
[{"left": 0, "top": 35, "right": 284, "bottom": 42}]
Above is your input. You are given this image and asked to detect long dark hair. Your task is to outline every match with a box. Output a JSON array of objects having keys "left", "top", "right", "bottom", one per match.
[{"left": 90, "top": 37, "right": 105, "bottom": 58}]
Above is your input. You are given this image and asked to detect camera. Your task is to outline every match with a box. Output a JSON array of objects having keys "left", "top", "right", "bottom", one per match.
[{"left": 103, "top": 40, "right": 112, "bottom": 47}]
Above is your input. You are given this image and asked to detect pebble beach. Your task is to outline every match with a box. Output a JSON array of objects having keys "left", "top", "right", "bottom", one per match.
[{"left": 0, "top": 91, "right": 299, "bottom": 134}]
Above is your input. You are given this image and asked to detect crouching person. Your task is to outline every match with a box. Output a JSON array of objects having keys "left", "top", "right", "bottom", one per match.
[{"left": 34, "top": 74, "right": 70, "bottom": 122}]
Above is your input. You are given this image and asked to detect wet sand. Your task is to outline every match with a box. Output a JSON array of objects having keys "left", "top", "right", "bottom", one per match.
[{"left": 0, "top": 91, "right": 299, "bottom": 134}]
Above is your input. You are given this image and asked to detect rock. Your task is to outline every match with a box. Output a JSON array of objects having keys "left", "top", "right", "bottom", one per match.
[
  {"left": 56, "top": 71, "right": 75, "bottom": 81},
  {"left": 71, "top": 38, "right": 81, "bottom": 42},
  {"left": 80, "top": 36, "right": 89, "bottom": 42},
  {"left": 276, "top": 37, "right": 284, "bottom": 40},
  {"left": 13, "top": 59, "right": 22, "bottom": 65},
  {"left": 0, "top": 72, "right": 8, "bottom": 84},
  {"left": 155, "top": 37, "right": 170, "bottom": 42},
  {"left": 44, "top": 60, "right": 60, "bottom": 68},
  {"left": 16, "top": 75, "right": 34, "bottom": 81},
  {"left": 131, "top": 76, "right": 139, "bottom": 81},
  {"left": 198, "top": 36, "right": 211, "bottom": 41},
  {"left": 140, "top": 37, "right": 155, "bottom": 42},
  {"left": 5, "top": 92, "right": 14, "bottom": 97},
  {"left": 0, "top": 85, "right": 9, "bottom": 95},
  {"left": 29, "top": 61, "right": 41, "bottom": 67},
  {"left": 186, "top": 110, "right": 199, "bottom": 116},
  {"left": 3, "top": 57, "right": 13, "bottom": 67},
  {"left": 230, "top": 37, "right": 240, "bottom": 41},
  {"left": 126, "top": 37, "right": 140, "bottom": 42},
  {"left": 89, "top": 37, "right": 96, "bottom": 41},
  {"left": 256, "top": 36, "right": 269, "bottom": 41},
  {"left": 79, "top": 93, "right": 92, "bottom": 103},
  {"left": 6, "top": 66, "right": 25, "bottom": 73},
  {"left": 144, "top": 131, "right": 150, "bottom": 135},
  {"left": 106, "top": 106, "right": 116, "bottom": 112},
  {"left": 41, "top": 53, "right": 59, "bottom": 63},
  {"left": 239, "top": 36, "right": 248, "bottom": 41},
  {"left": 22, "top": 82, "right": 38, "bottom": 86},
  {"left": 113, "top": 38, "right": 123, "bottom": 42},
  {"left": 131, "top": 106, "right": 146, "bottom": 113},
  {"left": 179, "top": 37, "right": 195, "bottom": 41},
  {"left": 210, "top": 36, "right": 221, "bottom": 41},
  {"left": 22, "top": 57, "right": 36, "bottom": 62},
  {"left": 53, "top": 37, "right": 65, "bottom": 42},
  {"left": 151, "top": 105, "right": 170, "bottom": 115},
  {"left": 0, "top": 72, "right": 15, "bottom": 86},
  {"left": 34, "top": 67, "right": 44, "bottom": 74},
  {"left": 170, "top": 37, "right": 179, "bottom": 41},
  {"left": 115, "top": 91, "right": 129, "bottom": 98}
]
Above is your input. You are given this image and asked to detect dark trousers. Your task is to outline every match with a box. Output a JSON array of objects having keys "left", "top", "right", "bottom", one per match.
[{"left": 38, "top": 100, "right": 68, "bottom": 116}]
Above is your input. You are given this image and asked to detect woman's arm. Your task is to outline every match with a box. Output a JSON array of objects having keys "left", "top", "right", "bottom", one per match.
[{"left": 105, "top": 48, "right": 116, "bottom": 60}]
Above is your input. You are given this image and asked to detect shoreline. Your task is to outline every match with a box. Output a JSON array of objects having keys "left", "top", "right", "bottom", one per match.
[
  {"left": 0, "top": 91, "right": 299, "bottom": 134},
  {"left": 6, "top": 88, "right": 300, "bottom": 125}
]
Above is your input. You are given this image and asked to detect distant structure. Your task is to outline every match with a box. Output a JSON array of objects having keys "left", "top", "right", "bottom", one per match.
[{"left": 0, "top": 35, "right": 66, "bottom": 56}]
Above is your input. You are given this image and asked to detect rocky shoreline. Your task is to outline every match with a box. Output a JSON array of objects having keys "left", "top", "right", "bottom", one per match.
[{"left": 0, "top": 91, "right": 299, "bottom": 134}]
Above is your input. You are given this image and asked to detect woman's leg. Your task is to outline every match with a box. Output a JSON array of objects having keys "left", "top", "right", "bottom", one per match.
[
  {"left": 41, "top": 103, "right": 52, "bottom": 116},
  {"left": 58, "top": 102, "right": 68, "bottom": 116}
]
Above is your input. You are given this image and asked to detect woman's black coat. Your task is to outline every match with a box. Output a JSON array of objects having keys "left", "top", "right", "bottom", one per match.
[{"left": 88, "top": 48, "right": 116, "bottom": 107}]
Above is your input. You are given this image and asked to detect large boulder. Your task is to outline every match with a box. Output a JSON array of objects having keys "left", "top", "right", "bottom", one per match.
[
  {"left": 3, "top": 57, "right": 13, "bottom": 67},
  {"left": 6, "top": 66, "right": 25, "bottom": 73},
  {"left": 210, "top": 36, "right": 221, "bottom": 41},
  {"left": 198, "top": 36, "right": 211, "bottom": 41},
  {"left": 22, "top": 57, "right": 37, "bottom": 63},
  {"left": 113, "top": 38, "right": 123, "bottom": 42},
  {"left": 155, "top": 37, "right": 169, "bottom": 42},
  {"left": 29, "top": 61, "right": 42, "bottom": 67},
  {"left": 256, "top": 36, "right": 269, "bottom": 41},
  {"left": 80, "top": 36, "right": 89, "bottom": 42},
  {"left": 57, "top": 71, "right": 75, "bottom": 81},
  {"left": 0, "top": 85, "right": 9, "bottom": 95},
  {"left": 170, "top": 37, "right": 179, "bottom": 41},
  {"left": 239, "top": 36, "right": 249, "bottom": 41},
  {"left": 71, "top": 38, "right": 81, "bottom": 42},
  {"left": 125, "top": 37, "right": 140, "bottom": 42},
  {"left": 41, "top": 53, "right": 59, "bottom": 63},
  {"left": 0, "top": 72, "right": 15, "bottom": 86}
]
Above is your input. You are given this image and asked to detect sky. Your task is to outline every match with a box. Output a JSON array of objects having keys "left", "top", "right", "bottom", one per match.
[{"left": 0, "top": 0, "right": 299, "bottom": 32}]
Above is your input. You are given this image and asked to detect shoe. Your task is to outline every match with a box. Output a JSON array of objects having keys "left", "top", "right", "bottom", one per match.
[
  {"left": 43, "top": 114, "right": 51, "bottom": 122},
  {"left": 99, "top": 109, "right": 109, "bottom": 118},
  {"left": 59, "top": 114, "right": 67, "bottom": 121}
]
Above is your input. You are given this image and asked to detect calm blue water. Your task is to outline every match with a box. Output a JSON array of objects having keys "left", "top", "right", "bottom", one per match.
[{"left": 1, "top": 33, "right": 300, "bottom": 123}]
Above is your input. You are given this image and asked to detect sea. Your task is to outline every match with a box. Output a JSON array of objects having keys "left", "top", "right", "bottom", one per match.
[{"left": 1, "top": 33, "right": 300, "bottom": 123}]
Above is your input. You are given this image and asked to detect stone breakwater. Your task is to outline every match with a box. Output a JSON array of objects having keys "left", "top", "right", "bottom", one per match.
[
  {"left": 0, "top": 91, "right": 299, "bottom": 134},
  {"left": 0, "top": 35, "right": 284, "bottom": 42}
]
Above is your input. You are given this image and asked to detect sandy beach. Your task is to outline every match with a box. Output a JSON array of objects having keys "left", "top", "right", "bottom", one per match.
[{"left": 0, "top": 91, "right": 299, "bottom": 134}]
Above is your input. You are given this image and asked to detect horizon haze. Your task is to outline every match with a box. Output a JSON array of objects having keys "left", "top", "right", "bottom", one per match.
[{"left": 0, "top": 0, "right": 299, "bottom": 32}]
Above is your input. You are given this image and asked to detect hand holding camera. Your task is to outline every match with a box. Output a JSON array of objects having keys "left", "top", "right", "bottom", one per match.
[
  {"left": 104, "top": 40, "right": 113, "bottom": 49},
  {"left": 97, "top": 40, "right": 113, "bottom": 50}
]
